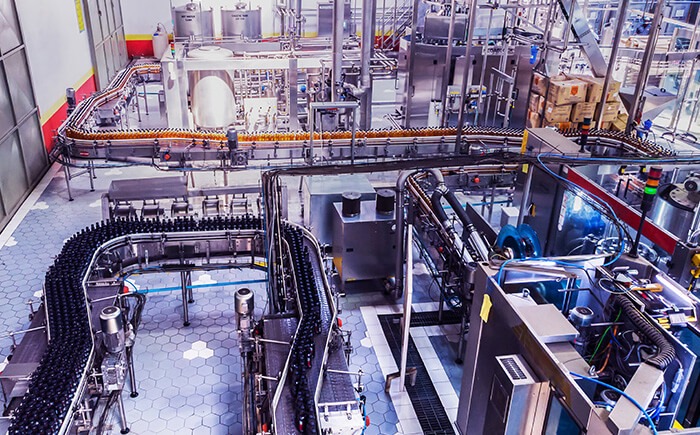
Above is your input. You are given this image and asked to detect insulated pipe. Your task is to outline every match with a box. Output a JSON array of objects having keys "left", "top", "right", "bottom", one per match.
[
  {"left": 395, "top": 169, "right": 445, "bottom": 297},
  {"left": 360, "top": 0, "right": 376, "bottom": 129},
  {"left": 442, "top": 188, "right": 490, "bottom": 260},
  {"left": 595, "top": 0, "right": 630, "bottom": 129},
  {"left": 332, "top": 0, "right": 344, "bottom": 102},
  {"left": 431, "top": 185, "right": 474, "bottom": 263}
]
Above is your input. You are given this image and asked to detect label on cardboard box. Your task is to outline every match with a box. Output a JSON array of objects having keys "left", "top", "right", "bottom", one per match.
[
  {"left": 571, "top": 102, "right": 596, "bottom": 123},
  {"left": 531, "top": 72, "right": 548, "bottom": 96},
  {"left": 547, "top": 79, "right": 588, "bottom": 105},
  {"left": 543, "top": 101, "right": 572, "bottom": 123},
  {"left": 599, "top": 100, "right": 620, "bottom": 122}
]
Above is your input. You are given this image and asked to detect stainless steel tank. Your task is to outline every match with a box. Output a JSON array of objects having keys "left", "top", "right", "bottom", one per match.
[
  {"left": 188, "top": 46, "right": 237, "bottom": 129},
  {"left": 651, "top": 183, "right": 699, "bottom": 242},
  {"left": 221, "top": 7, "right": 262, "bottom": 40},
  {"left": 173, "top": 3, "right": 214, "bottom": 39}
]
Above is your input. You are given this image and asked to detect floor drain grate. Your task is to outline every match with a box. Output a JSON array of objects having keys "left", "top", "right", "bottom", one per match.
[{"left": 379, "top": 313, "right": 456, "bottom": 435}]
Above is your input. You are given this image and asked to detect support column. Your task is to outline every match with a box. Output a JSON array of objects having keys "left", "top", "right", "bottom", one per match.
[
  {"left": 595, "top": 0, "right": 630, "bottom": 129},
  {"left": 360, "top": 0, "right": 377, "bottom": 129},
  {"left": 626, "top": 0, "right": 666, "bottom": 133},
  {"left": 455, "top": 0, "right": 479, "bottom": 152},
  {"left": 332, "top": 0, "right": 344, "bottom": 102}
]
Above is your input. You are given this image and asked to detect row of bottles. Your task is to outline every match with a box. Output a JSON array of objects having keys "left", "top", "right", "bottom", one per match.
[{"left": 282, "top": 225, "right": 321, "bottom": 434}]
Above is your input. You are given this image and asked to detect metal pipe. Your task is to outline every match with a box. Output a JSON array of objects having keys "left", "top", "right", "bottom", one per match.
[
  {"left": 455, "top": 0, "right": 480, "bottom": 152},
  {"left": 626, "top": 0, "right": 666, "bottom": 133},
  {"left": 395, "top": 169, "right": 444, "bottom": 297},
  {"left": 517, "top": 163, "right": 534, "bottom": 226},
  {"left": 595, "top": 0, "right": 630, "bottom": 129},
  {"left": 296, "top": 0, "right": 303, "bottom": 39},
  {"left": 360, "top": 0, "right": 377, "bottom": 129},
  {"left": 439, "top": 0, "right": 459, "bottom": 127},
  {"left": 404, "top": 0, "right": 423, "bottom": 125},
  {"left": 399, "top": 223, "right": 414, "bottom": 391},
  {"left": 332, "top": 0, "right": 344, "bottom": 102}
]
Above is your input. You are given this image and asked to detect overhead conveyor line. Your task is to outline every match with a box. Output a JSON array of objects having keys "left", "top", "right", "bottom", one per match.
[{"left": 53, "top": 64, "right": 672, "bottom": 168}]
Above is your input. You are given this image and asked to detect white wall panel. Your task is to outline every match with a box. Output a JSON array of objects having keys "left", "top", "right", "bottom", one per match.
[{"left": 15, "top": 0, "right": 94, "bottom": 117}]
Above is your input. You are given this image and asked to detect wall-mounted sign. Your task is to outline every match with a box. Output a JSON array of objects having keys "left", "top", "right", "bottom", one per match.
[{"left": 75, "top": 0, "right": 85, "bottom": 32}]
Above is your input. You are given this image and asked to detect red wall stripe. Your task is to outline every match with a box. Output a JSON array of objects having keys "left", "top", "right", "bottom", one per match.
[
  {"left": 566, "top": 168, "right": 679, "bottom": 254},
  {"left": 40, "top": 74, "right": 97, "bottom": 151}
]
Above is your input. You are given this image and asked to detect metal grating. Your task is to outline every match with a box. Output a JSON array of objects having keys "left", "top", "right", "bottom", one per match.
[
  {"left": 501, "top": 357, "right": 527, "bottom": 380},
  {"left": 409, "top": 309, "right": 462, "bottom": 327},
  {"left": 379, "top": 313, "right": 456, "bottom": 435}
]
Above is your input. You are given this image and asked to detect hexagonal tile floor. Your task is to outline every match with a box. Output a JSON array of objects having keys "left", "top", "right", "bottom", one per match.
[{"left": 0, "top": 163, "right": 465, "bottom": 434}]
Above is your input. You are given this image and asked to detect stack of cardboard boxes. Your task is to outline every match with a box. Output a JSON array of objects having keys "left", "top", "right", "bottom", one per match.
[{"left": 527, "top": 72, "right": 622, "bottom": 130}]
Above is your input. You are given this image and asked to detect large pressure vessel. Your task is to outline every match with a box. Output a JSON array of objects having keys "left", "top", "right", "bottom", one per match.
[{"left": 188, "top": 46, "right": 237, "bottom": 129}]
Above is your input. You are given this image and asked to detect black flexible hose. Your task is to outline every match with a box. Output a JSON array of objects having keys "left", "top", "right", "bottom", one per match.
[
  {"left": 613, "top": 294, "right": 676, "bottom": 370},
  {"left": 430, "top": 189, "right": 450, "bottom": 224}
]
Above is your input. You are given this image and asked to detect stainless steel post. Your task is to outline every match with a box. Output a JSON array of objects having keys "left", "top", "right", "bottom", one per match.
[
  {"left": 517, "top": 164, "right": 534, "bottom": 226},
  {"left": 399, "top": 223, "right": 414, "bottom": 391},
  {"left": 332, "top": 0, "right": 344, "bottom": 102},
  {"left": 117, "top": 392, "right": 130, "bottom": 434},
  {"left": 126, "top": 346, "right": 138, "bottom": 398},
  {"left": 595, "top": 0, "right": 630, "bottom": 129},
  {"left": 180, "top": 271, "right": 190, "bottom": 326},
  {"left": 404, "top": 0, "right": 422, "bottom": 124},
  {"left": 360, "top": 0, "right": 377, "bottom": 129},
  {"left": 439, "top": 0, "right": 459, "bottom": 127},
  {"left": 296, "top": 0, "right": 303, "bottom": 39},
  {"left": 626, "top": 0, "right": 666, "bottom": 134},
  {"left": 455, "top": 0, "right": 480, "bottom": 152}
]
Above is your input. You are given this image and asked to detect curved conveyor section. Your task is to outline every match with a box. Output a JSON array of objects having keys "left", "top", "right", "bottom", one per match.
[{"left": 9, "top": 216, "right": 263, "bottom": 435}]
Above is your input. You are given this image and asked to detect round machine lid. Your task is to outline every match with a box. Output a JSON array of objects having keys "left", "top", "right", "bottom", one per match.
[{"left": 188, "top": 46, "right": 235, "bottom": 60}]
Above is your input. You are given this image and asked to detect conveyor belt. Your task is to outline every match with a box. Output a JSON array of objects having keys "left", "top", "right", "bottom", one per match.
[
  {"left": 54, "top": 64, "right": 673, "bottom": 165},
  {"left": 8, "top": 216, "right": 263, "bottom": 435}
]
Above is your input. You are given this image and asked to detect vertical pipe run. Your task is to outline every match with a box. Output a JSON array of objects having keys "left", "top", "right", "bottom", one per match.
[
  {"left": 404, "top": 0, "right": 423, "bottom": 125},
  {"left": 595, "top": 0, "right": 630, "bottom": 129},
  {"left": 455, "top": 0, "right": 480, "bottom": 152},
  {"left": 626, "top": 0, "right": 666, "bottom": 134},
  {"left": 399, "top": 224, "right": 414, "bottom": 391},
  {"left": 517, "top": 164, "right": 534, "bottom": 226},
  {"left": 360, "top": 0, "right": 377, "bottom": 129},
  {"left": 439, "top": 0, "right": 459, "bottom": 127},
  {"left": 332, "top": 0, "right": 344, "bottom": 102}
]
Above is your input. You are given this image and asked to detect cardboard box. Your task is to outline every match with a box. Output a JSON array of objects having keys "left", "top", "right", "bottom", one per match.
[
  {"left": 526, "top": 110, "right": 541, "bottom": 128},
  {"left": 601, "top": 121, "right": 613, "bottom": 130},
  {"left": 531, "top": 72, "right": 548, "bottom": 95},
  {"left": 598, "top": 100, "right": 620, "bottom": 122},
  {"left": 528, "top": 93, "right": 546, "bottom": 114},
  {"left": 571, "top": 102, "right": 596, "bottom": 123},
  {"left": 543, "top": 101, "right": 572, "bottom": 123},
  {"left": 547, "top": 79, "right": 588, "bottom": 105},
  {"left": 571, "top": 75, "right": 621, "bottom": 103},
  {"left": 611, "top": 113, "right": 628, "bottom": 131}
]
